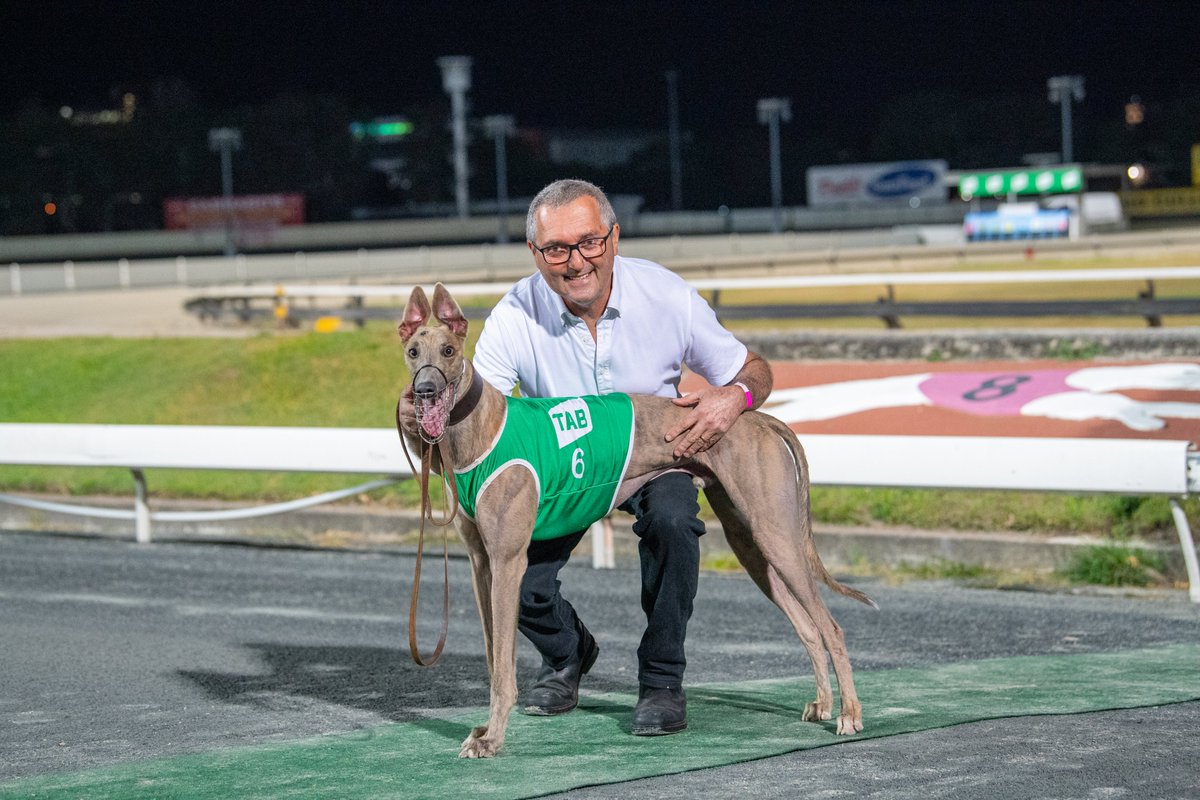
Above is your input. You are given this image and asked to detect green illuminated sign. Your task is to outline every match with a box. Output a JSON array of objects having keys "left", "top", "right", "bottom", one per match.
[
  {"left": 958, "top": 166, "right": 1083, "bottom": 198},
  {"left": 350, "top": 118, "right": 414, "bottom": 141}
]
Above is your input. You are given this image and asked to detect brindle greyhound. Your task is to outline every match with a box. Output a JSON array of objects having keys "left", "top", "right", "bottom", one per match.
[{"left": 398, "top": 283, "right": 874, "bottom": 758}]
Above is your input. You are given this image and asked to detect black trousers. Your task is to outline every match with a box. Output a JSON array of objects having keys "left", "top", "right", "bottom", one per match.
[{"left": 516, "top": 471, "right": 705, "bottom": 688}]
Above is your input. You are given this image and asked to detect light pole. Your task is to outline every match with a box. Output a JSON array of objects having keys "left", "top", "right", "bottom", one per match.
[
  {"left": 207, "top": 127, "right": 242, "bottom": 258},
  {"left": 756, "top": 97, "right": 791, "bottom": 234},
  {"left": 437, "top": 56, "right": 473, "bottom": 219},
  {"left": 666, "top": 69, "right": 683, "bottom": 211},
  {"left": 483, "top": 114, "right": 515, "bottom": 243},
  {"left": 1047, "top": 75, "right": 1085, "bottom": 164}
]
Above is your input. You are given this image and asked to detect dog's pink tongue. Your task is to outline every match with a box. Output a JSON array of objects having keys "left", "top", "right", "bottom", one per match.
[
  {"left": 418, "top": 392, "right": 452, "bottom": 440},
  {"left": 421, "top": 414, "right": 445, "bottom": 440}
]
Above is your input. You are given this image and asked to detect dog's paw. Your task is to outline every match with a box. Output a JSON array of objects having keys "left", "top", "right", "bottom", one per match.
[
  {"left": 836, "top": 714, "right": 864, "bottom": 735},
  {"left": 802, "top": 701, "right": 832, "bottom": 722},
  {"left": 459, "top": 725, "right": 502, "bottom": 758}
]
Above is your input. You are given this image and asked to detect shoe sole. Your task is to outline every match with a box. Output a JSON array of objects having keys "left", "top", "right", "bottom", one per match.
[
  {"left": 631, "top": 720, "right": 688, "bottom": 736},
  {"left": 523, "top": 702, "right": 576, "bottom": 716}
]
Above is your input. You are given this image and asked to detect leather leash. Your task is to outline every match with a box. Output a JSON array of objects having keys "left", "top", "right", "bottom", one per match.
[{"left": 394, "top": 370, "right": 482, "bottom": 667}]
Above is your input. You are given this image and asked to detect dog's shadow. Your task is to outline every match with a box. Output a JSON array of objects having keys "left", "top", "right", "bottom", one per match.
[{"left": 180, "top": 642, "right": 640, "bottom": 743}]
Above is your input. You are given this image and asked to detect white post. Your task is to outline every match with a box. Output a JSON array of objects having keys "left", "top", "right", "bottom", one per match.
[
  {"left": 437, "top": 56, "right": 473, "bottom": 219},
  {"left": 590, "top": 516, "right": 615, "bottom": 569},
  {"left": 757, "top": 97, "right": 792, "bottom": 234},
  {"left": 64, "top": 260, "right": 76, "bottom": 290},
  {"left": 235, "top": 253, "right": 247, "bottom": 282},
  {"left": 175, "top": 255, "right": 188, "bottom": 285},
  {"left": 10, "top": 263, "right": 21, "bottom": 295},
  {"left": 1170, "top": 498, "right": 1200, "bottom": 603},
  {"left": 294, "top": 251, "right": 306, "bottom": 278},
  {"left": 118, "top": 258, "right": 131, "bottom": 289},
  {"left": 132, "top": 469, "right": 152, "bottom": 544}
]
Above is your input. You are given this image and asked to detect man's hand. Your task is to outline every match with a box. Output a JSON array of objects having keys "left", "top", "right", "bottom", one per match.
[
  {"left": 397, "top": 386, "right": 420, "bottom": 435},
  {"left": 664, "top": 384, "right": 745, "bottom": 459}
]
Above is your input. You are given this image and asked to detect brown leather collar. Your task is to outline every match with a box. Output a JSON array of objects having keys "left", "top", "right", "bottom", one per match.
[{"left": 448, "top": 368, "right": 484, "bottom": 426}]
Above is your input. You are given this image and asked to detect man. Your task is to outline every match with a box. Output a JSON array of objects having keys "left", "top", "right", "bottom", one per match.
[{"left": 410, "top": 179, "right": 772, "bottom": 735}]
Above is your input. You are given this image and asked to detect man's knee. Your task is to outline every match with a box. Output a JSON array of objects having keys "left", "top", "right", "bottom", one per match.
[{"left": 633, "top": 501, "right": 705, "bottom": 552}]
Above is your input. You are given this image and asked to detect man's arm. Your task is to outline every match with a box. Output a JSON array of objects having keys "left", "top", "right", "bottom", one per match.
[{"left": 665, "top": 351, "right": 774, "bottom": 459}]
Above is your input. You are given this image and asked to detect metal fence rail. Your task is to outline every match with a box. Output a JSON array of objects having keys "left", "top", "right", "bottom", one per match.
[{"left": 182, "top": 266, "right": 1200, "bottom": 329}]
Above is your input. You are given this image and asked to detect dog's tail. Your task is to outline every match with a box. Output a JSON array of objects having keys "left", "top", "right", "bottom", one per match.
[{"left": 765, "top": 414, "right": 879, "bottom": 610}]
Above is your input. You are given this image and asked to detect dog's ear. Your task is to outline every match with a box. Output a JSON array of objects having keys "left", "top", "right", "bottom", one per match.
[
  {"left": 399, "top": 286, "right": 432, "bottom": 342},
  {"left": 432, "top": 282, "right": 469, "bottom": 339}
]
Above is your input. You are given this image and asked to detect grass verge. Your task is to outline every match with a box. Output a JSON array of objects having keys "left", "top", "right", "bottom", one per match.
[{"left": 1, "top": 325, "right": 1196, "bottom": 544}]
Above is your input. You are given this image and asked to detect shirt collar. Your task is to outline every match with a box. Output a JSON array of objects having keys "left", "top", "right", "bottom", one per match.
[{"left": 558, "top": 257, "right": 623, "bottom": 328}]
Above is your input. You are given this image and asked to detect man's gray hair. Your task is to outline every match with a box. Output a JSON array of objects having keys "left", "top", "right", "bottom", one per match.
[{"left": 525, "top": 179, "right": 618, "bottom": 243}]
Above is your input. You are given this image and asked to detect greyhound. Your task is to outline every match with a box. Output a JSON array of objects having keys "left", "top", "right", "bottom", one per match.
[{"left": 398, "top": 283, "right": 875, "bottom": 758}]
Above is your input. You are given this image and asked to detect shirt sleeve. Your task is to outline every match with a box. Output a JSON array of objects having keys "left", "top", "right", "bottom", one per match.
[
  {"left": 471, "top": 304, "right": 520, "bottom": 395},
  {"left": 682, "top": 285, "right": 748, "bottom": 387}
]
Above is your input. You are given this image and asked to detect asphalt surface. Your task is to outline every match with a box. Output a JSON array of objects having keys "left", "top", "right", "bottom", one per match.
[{"left": 2, "top": 530, "right": 1199, "bottom": 799}]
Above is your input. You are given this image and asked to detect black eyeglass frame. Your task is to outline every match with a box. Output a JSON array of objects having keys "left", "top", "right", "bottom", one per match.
[{"left": 532, "top": 225, "right": 615, "bottom": 265}]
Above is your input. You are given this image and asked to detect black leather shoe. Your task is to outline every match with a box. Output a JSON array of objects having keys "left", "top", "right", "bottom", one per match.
[
  {"left": 631, "top": 685, "right": 688, "bottom": 735},
  {"left": 523, "top": 623, "right": 599, "bottom": 716}
]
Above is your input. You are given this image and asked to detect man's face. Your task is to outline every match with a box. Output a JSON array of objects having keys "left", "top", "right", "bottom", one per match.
[{"left": 528, "top": 196, "right": 619, "bottom": 318}]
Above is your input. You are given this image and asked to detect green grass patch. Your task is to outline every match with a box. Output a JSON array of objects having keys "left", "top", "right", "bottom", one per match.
[
  {"left": 1, "top": 331, "right": 1196, "bottom": 540},
  {"left": 1056, "top": 544, "right": 1171, "bottom": 587},
  {"left": 893, "top": 558, "right": 996, "bottom": 581}
]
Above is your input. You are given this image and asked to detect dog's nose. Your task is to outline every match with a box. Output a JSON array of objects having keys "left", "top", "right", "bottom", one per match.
[{"left": 413, "top": 381, "right": 438, "bottom": 399}]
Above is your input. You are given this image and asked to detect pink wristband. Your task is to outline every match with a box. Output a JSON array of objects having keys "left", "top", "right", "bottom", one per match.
[{"left": 734, "top": 381, "right": 752, "bottom": 409}]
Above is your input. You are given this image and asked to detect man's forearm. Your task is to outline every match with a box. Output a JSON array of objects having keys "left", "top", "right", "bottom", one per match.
[{"left": 729, "top": 351, "right": 773, "bottom": 411}]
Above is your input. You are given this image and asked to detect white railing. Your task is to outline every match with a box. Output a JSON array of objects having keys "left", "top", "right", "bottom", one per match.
[
  {"left": 0, "top": 424, "right": 412, "bottom": 545},
  {"left": 183, "top": 265, "right": 1200, "bottom": 301},
  {"left": 0, "top": 423, "right": 1196, "bottom": 601}
]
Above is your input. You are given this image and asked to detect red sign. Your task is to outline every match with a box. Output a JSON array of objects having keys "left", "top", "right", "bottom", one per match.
[{"left": 163, "top": 194, "right": 305, "bottom": 230}]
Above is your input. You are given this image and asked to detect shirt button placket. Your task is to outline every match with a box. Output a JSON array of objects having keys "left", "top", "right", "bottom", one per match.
[{"left": 595, "top": 316, "right": 613, "bottom": 394}]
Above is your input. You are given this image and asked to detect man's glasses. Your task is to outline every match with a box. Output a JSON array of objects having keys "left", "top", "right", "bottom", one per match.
[{"left": 533, "top": 225, "right": 614, "bottom": 265}]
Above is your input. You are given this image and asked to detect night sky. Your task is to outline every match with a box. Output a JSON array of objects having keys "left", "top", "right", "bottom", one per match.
[{"left": 7, "top": 0, "right": 1199, "bottom": 134}]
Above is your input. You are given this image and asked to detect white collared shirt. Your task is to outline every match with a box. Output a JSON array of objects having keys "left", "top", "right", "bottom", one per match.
[{"left": 472, "top": 255, "right": 747, "bottom": 399}]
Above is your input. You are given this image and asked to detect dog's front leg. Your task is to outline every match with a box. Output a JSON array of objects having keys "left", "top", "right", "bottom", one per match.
[{"left": 459, "top": 475, "right": 536, "bottom": 758}]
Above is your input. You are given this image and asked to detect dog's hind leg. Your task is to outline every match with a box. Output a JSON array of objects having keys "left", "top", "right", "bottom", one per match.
[
  {"left": 706, "top": 424, "right": 865, "bottom": 735},
  {"left": 707, "top": 485, "right": 835, "bottom": 723}
]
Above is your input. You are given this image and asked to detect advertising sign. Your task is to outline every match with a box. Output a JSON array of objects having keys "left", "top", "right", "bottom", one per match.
[
  {"left": 164, "top": 194, "right": 305, "bottom": 230},
  {"left": 806, "top": 160, "right": 948, "bottom": 206},
  {"left": 963, "top": 204, "right": 1070, "bottom": 242},
  {"left": 957, "top": 166, "right": 1082, "bottom": 199}
]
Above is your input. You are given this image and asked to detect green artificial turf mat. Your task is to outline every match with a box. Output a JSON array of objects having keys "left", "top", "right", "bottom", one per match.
[{"left": 4, "top": 643, "right": 1198, "bottom": 799}]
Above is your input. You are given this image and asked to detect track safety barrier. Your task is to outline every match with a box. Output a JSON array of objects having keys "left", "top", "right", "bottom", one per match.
[
  {"left": 0, "top": 423, "right": 1196, "bottom": 601},
  {"left": 182, "top": 266, "right": 1200, "bottom": 330}
]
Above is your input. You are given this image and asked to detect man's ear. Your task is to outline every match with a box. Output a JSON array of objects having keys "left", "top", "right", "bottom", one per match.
[
  {"left": 398, "top": 286, "right": 432, "bottom": 342},
  {"left": 432, "top": 282, "right": 469, "bottom": 338}
]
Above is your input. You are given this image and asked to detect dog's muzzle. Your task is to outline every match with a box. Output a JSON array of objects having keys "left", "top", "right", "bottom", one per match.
[{"left": 412, "top": 364, "right": 459, "bottom": 443}]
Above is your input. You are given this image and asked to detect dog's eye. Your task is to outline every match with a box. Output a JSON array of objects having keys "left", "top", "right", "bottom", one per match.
[
  {"left": 407, "top": 347, "right": 418, "bottom": 358},
  {"left": 442, "top": 345, "right": 454, "bottom": 357}
]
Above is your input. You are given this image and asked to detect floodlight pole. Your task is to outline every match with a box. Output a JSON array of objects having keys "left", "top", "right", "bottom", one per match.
[
  {"left": 756, "top": 97, "right": 791, "bottom": 233},
  {"left": 666, "top": 69, "right": 683, "bottom": 211},
  {"left": 483, "top": 114, "right": 516, "bottom": 243},
  {"left": 437, "top": 56, "right": 473, "bottom": 219},
  {"left": 1047, "top": 75, "right": 1085, "bottom": 164},
  {"left": 207, "top": 127, "right": 242, "bottom": 258}
]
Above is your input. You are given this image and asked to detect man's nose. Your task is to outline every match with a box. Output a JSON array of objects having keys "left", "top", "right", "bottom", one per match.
[{"left": 566, "top": 246, "right": 589, "bottom": 268}]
